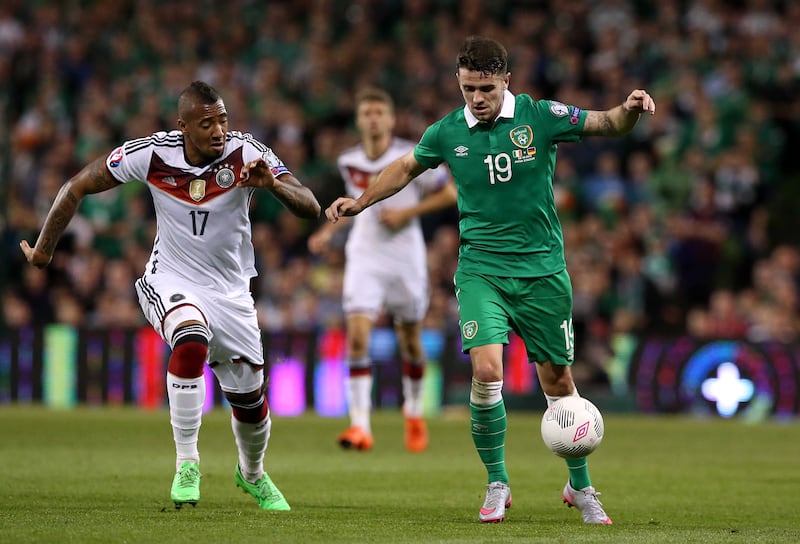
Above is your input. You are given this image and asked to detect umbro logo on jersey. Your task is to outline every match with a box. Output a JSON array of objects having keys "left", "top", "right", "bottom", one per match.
[{"left": 454, "top": 145, "right": 469, "bottom": 157}]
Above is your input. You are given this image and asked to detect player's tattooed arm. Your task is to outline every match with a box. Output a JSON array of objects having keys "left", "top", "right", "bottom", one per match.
[
  {"left": 20, "top": 156, "right": 120, "bottom": 267},
  {"left": 239, "top": 158, "right": 321, "bottom": 218},
  {"left": 269, "top": 174, "right": 322, "bottom": 219},
  {"left": 582, "top": 89, "right": 656, "bottom": 137}
]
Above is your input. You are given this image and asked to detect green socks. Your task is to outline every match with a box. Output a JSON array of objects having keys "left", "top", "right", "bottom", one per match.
[
  {"left": 566, "top": 457, "right": 592, "bottom": 489},
  {"left": 470, "top": 399, "right": 508, "bottom": 484},
  {"left": 471, "top": 398, "right": 592, "bottom": 489}
]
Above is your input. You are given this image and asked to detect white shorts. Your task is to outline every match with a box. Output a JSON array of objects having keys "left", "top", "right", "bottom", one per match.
[
  {"left": 135, "top": 273, "right": 265, "bottom": 370},
  {"left": 342, "top": 258, "right": 429, "bottom": 323}
]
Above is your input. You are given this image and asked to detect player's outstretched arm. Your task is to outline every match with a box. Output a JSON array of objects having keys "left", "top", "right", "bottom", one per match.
[
  {"left": 20, "top": 156, "right": 121, "bottom": 268},
  {"left": 240, "top": 158, "right": 321, "bottom": 219},
  {"left": 308, "top": 215, "right": 351, "bottom": 254},
  {"left": 380, "top": 180, "right": 457, "bottom": 230},
  {"left": 582, "top": 89, "right": 656, "bottom": 137},
  {"left": 325, "top": 151, "right": 426, "bottom": 224}
]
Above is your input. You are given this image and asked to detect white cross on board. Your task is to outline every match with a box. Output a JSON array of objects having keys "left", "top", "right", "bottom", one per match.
[{"left": 701, "top": 362, "right": 755, "bottom": 417}]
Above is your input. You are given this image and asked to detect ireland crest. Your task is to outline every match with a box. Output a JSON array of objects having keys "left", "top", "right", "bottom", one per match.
[
  {"left": 462, "top": 320, "right": 478, "bottom": 340},
  {"left": 509, "top": 125, "right": 533, "bottom": 148}
]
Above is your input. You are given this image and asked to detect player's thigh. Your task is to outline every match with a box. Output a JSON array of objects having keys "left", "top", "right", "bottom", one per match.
[
  {"left": 204, "top": 290, "right": 265, "bottom": 368},
  {"left": 513, "top": 269, "right": 574, "bottom": 366},
  {"left": 210, "top": 360, "right": 265, "bottom": 395},
  {"left": 386, "top": 265, "right": 429, "bottom": 323},
  {"left": 454, "top": 270, "right": 513, "bottom": 353},
  {"left": 135, "top": 274, "right": 210, "bottom": 344},
  {"left": 342, "top": 262, "right": 386, "bottom": 319}
]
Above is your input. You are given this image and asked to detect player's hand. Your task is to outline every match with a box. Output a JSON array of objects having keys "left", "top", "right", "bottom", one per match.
[
  {"left": 325, "top": 197, "right": 363, "bottom": 223},
  {"left": 379, "top": 208, "right": 411, "bottom": 231},
  {"left": 623, "top": 89, "right": 656, "bottom": 115},
  {"left": 19, "top": 240, "right": 51, "bottom": 269},
  {"left": 239, "top": 158, "right": 277, "bottom": 189},
  {"left": 308, "top": 230, "right": 332, "bottom": 254}
]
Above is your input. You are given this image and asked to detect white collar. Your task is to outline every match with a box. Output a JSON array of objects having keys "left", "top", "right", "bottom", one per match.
[{"left": 464, "top": 89, "right": 516, "bottom": 128}]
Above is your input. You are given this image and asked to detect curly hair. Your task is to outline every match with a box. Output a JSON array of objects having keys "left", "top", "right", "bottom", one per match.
[{"left": 456, "top": 36, "right": 508, "bottom": 76}]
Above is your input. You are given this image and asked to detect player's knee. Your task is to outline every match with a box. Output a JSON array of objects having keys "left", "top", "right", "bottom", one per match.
[
  {"left": 347, "top": 335, "right": 369, "bottom": 357},
  {"left": 472, "top": 360, "right": 502, "bottom": 382},
  {"left": 470, "top": 346, "right": 503, "bottom": 382},
  {"left": 226, "top": 388, "right": 269, "bottom": 423}
]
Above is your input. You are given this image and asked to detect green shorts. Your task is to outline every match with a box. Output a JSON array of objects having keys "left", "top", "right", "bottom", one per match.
[{"left": 454, "top": 268, "right": 574, "bottom": 365}]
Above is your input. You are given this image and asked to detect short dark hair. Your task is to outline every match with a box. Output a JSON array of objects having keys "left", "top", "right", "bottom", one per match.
[
  {"left": 456, "top": 36, "right": 508, "bottom": 76},
  {"left": 178, "top": 81, "right": 221, "bottom": 116},
  {"left": 355, "top": 87, "right": 395, "bottom": 112}
]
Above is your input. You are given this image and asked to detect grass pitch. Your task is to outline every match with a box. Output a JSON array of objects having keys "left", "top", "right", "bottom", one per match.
[{"left": 0, "top": 406, "right": 798, "bottom": 544}]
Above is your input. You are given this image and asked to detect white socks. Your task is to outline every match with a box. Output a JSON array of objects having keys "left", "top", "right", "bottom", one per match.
[
  {"left": 167, "top": 373, "right": 205, "bottom": 470},
  {"left": 402, "top": 374, "right": 424, "bottom": 418},
  {"left": 347, "top": 374, "right": 373, "bottom": 432},
  {"left": 231, "top": 414, "right": 271, "bottom": 482},
  {"left": 544, "top": 387, "right": 580, "bottom": 408}
]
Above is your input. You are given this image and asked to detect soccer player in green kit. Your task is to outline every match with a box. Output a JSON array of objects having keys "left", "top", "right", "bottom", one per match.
[{"left": 325, "top": 35, "right": 656, "bottom": 525}]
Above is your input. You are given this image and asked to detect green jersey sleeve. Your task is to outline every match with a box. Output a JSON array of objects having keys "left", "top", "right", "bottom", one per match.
[
  {"left": 539, "top": 99, "right": 587, "bottom": 143},
  {"left": 414, "top": 120, "right": 445, "bottom": 169}
]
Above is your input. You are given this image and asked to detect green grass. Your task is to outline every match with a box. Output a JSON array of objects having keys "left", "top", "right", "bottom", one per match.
[{"left": 0, "top": 406, "right": 798, "bottom": 544}]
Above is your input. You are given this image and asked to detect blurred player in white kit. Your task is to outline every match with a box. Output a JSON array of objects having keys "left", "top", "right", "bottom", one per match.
[
  {"left": 21, "top": 81, "right": 321, "bottom": 510},
  {"left": 309, "top": 87, "right": 456, "bottom": 452}
]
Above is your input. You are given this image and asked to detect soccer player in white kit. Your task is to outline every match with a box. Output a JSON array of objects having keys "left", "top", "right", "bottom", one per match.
[
  {"left": 20, "top": 81, "right": 321, "bottom": 510},
  {"left": 308, "top": 87, "right": 456, "bottom": 452}
]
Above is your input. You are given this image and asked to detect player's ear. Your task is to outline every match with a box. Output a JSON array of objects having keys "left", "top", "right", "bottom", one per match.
[{"left": 177, "top": 117, "right": 187, "bottom": 133}]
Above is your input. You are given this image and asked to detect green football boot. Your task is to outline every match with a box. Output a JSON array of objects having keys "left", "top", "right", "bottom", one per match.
[
  {"left": 170, "top": 461, "right": 201, "bottom": 509},
  {"left": 234, "top": 465, "right": 291, "bottom": 511}
]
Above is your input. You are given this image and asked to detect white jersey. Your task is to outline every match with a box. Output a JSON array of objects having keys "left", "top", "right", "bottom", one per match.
[
  {"left": 339, "top": 137, "right": 448, "bottom": 265},
  {"left": 106, "top": 130, "right": 289, "bottom": 294},
  {"left": 338, "top": 138, "right": 448, "bottom": 321}
]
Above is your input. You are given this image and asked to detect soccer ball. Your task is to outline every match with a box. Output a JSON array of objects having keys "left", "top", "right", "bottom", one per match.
[{"left": 540, "top": 396, "right": 604, "bottom": 459}]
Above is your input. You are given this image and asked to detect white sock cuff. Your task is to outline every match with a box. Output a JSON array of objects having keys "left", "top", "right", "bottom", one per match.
[
  {"left": 469, "top": 378, "right": 503, "bottom": 406},
  {"left": 348, "top": 356, "right": 371, "bottom": 370},
  {"left": 544, "top": 387, "right": 579, "bottom": 408}
]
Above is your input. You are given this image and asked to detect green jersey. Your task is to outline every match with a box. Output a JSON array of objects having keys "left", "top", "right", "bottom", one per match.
[{"left": 414, "top": 92, "right": 587, "bottom": 277}]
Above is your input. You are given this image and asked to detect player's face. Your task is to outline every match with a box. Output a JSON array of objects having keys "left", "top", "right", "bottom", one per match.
[
  {"left": 356, "top": 100, "right": 395, "bottom": 139},
  {"left": 457, "top": 69, "right": 510, "bottom": 123},
  {"left": 179, "top": 99, "right": 228, "bottom": 166}
]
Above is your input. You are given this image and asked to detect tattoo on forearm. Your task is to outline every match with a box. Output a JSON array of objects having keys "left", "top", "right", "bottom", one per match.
[
  {"left": 38, "top": 187, "right": 79, "bottom": 254},
  {"left": 273, "top": 187, "right": 321, "bottom": 218},
  {"left": 597, "top": 112, "right": 613, "bottom": 133},
  {"left": 87, "top": 159, "right": 118, "bottom": 192},
  {"left": 36, "top": 157, "right": 115, "bottom": 255},
  {"left": 271, "top": 176, "right": 321, "bottom": 218}
]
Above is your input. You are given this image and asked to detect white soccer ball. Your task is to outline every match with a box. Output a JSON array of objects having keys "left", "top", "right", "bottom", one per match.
[{"left": 541, "top": 396, "right": 604, "bottom": 459}]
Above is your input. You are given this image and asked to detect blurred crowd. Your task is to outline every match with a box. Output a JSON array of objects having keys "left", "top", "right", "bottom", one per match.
[{"left": 1, "top": 0, "right": 799, "bottom": 385}]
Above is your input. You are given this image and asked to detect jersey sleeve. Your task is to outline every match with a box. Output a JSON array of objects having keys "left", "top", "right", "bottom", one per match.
[
  {"left": 541, "top": 100, "right": 587, "bottom": 143},
  {"left": 413, "top": 121, "right": 445, "bottom": 170},
  {"left": 105, "top": 134, "right": 159, "bottom": 184},
  {"left": 239, "top": 132, "right": 292, "bottom": 178}
]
